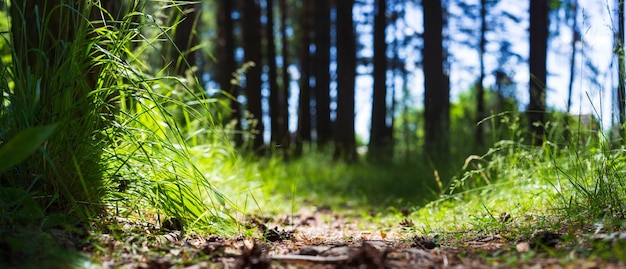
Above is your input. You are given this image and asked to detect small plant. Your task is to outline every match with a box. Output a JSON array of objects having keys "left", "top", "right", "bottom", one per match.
[{"left": 551, "top": 118, "right": 626, "bottom": 226}]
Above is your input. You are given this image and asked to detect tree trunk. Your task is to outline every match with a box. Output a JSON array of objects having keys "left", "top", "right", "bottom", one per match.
[
  {"left": 267, "top": 0, "right": 286, "bottom": 152},
  {"left": 566, "top": 0, "right": 578, "bottom": 115},
  {"left": 279, "top": 0, "right": 291, "bottom": 152},
  {"left": 475, "top": 0, "right": 487, "bottom": 148},
  {"left": 422, "top": 0, "right": 450, "bottom": 161},
  {"left": 617, "top": 0, "right": 626, "bottom": 141},
  {"left": 242, "top": 0, "right": 265, "bottom": 152},
  {"left": 296, "top": 0, "right": 313, "bottom": 156},
  {"left": 315, "top": 0, "right": 332, "bottom": 147},
  {"left": 564, "top": 0, "right": 578, "bottom": 141},
  {"left": 334, "top": 0, "right": 357, "bottom": 161},
  {"left": 528, "top": 0, "right": 549, "bottom": 145},
  {"left": 168, "top": 2, "right": 201, "bottom": 76},
  {"left": 369, "top": 0, "right": 390, "bottom": 160},
  {"left": 216, "top": 0, "right": 243, "bottom": 146}
]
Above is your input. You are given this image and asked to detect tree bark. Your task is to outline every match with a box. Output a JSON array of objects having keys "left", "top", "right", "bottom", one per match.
[
  {"left": 528, "top": 0, "right": 549, "bottom": 145},
  {"left": 422, "top": 0, "right": 450, "bottom": 161},
  {"left": 617, "top": 0, "right": 626, "bottom": 141},
  {"left": 564, "top": 0, "right": 579, "bottom": 141},
  {"left": 279, "top": 0, "right": 291, "bottom": 152},
  {"left": 334, "top": 0, "right": 357, "bottom": 161},
  {"left": 314, "top": 0, "right": 333, "bottom": 147},
  {"left": 566, "top": 0, "right": 578, "bottom": 115},
  {"left": 169, "top": 2, "right": 201, "bottom": 76},
  {"left": 267, "top": 0, "right": 287, "bottom": 152},
  {"left": 369, "top": 0, "right": 390, "bottom": 160},
  {"left": 296, "top": 0, "right": 313, "bottom": 156},
  {"left": 242, "top": 0, "right": 265, "bottom": 152},
  {"left": 216, "top": 0, "right": 243, "bottom": 146},
  {"left": 475, "top": 0, "right": 487, "bottom": 148}
]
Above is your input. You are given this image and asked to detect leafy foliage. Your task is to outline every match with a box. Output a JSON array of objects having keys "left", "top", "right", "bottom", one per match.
[{"left": 0, "top": 124, "right": 57, "bottom": 174}]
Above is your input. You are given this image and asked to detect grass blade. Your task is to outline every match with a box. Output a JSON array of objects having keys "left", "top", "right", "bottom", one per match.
[{"left": 0, "top": 123, "right": 58, "bottom": 174}]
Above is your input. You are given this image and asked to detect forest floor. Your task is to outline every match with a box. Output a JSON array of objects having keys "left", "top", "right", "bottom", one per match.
[{"left": 80, "top": 206, "right": 626, "bottom": 269}]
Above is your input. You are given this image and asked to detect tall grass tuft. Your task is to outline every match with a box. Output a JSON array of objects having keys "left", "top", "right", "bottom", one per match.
[
  {"left": 421, "top": 111, "right": 626, "bottom": 233},
  {"left": 2, "top": 0, "right": 112, "bottom": 218},
  {"left": 551, "top": 114, "right": 626, "bottom": 225},
  {"left": 92, "top": 1, "right": 239, "bottom": 234},
  {"left": 0, "top": 0, "right": 237, "bottom": 248}
]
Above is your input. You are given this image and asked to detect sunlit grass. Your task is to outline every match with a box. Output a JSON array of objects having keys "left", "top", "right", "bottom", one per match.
[
  {"left": 212, "top": 112, "right": 626, "bottom": 251},
  {"left": 407, "top": 116, "right": 626, "bottom": 244},
  {"left": 212, "top": 150, "right": 451, "bottom": 216}
]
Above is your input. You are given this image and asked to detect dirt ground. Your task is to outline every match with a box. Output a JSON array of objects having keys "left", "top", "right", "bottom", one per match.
[{"left": 86, "top": 207, "right": 626, "bottom": 269}]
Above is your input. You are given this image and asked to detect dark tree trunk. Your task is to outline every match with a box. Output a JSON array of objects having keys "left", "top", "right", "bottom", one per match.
[
  {"left": 369, "top": 0, "right": 390, "bottom": 160},
  {"left": 528, "top": 0, "right": 549, "bottom": 145},
  {"left": 422, "top": 0, "right": 450, "bottom": 161},
  {"left": 296, "top": 0, "right": 313, "bottom": 156},
  {"left": 564, "top": 0, "right": 579, "bottom": 141},
  {"left": 566, "top": 0, "right": 578, "bottom": 115},
  {"left": 475, "top": 0, "right": 487, "bottom": 148},
  {"left": 267, "top": 0, "right": 287, "bottom": 152},
  {"left": 315, "top": 0, "right": 332, "bottom": 147},
  {"left": 169, "top": 2, "right": 201, "bottom": 76},
  {"left": 242, "top": 0, "right": 265, "bottom": 152},
  {"left": 334, "top": 0, "right": 357, "bottom": 161},
  {"left": 216, "top": 0, "right": 243, "bottom": 146},
  {"left": 617, "top": 0, "right": 626, "bottom": 141},
  {"left": 279, "top": 0, "right": 291, "bottom": 151}
]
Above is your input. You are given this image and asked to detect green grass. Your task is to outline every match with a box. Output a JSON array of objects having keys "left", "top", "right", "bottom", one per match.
[
  {"left": 208, "top": 112, "right": 626, "bottom": 265},
  {"left": 214, "top": 151, "right": 448, "bottom": 215},
  {"left": 190, "top": 109, "right": 626, "bottom": 239}
]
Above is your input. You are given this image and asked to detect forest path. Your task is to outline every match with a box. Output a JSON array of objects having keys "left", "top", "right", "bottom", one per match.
[{"left": 87, "top": 206, "right": 620, "bottom": 268}]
